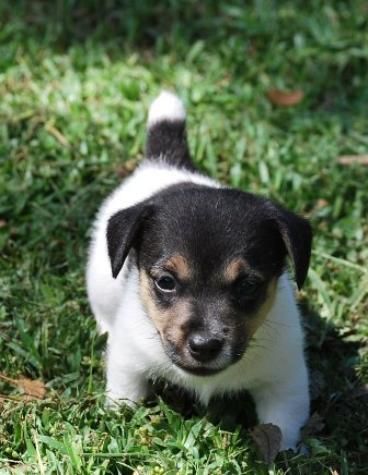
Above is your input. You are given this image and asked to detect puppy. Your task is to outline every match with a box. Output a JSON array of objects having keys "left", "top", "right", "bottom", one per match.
[{"left": 86, "top": 91, "right": 312, "bottom": 451}]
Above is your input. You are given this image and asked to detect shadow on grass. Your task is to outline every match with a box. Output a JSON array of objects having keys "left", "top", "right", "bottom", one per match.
[
  {"left": 2, "top": 0, "right": 367, "bottom": 121},
  {"left": 1, "top": 1, "right": 278, "bottom": 49}
]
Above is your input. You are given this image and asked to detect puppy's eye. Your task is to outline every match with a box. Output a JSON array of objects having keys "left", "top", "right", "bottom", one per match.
[
  {"left": 234, "top": 277, "right": 262, "bottom": 300},
  {"left": 155, "top": 275, "right": 176, "bottom": 293}
]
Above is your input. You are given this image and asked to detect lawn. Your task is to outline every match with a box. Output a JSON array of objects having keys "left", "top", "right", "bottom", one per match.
[{"left": 0, "top": 1, "right": 367, "bottom": 473}]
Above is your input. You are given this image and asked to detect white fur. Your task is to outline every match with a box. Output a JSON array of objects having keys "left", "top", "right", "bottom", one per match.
[
  {"left": 148, "top": 90, "right": 186, "bottom": 126},
  {"left": 86, "top": 94, "right": 310, "bottom": 452}
]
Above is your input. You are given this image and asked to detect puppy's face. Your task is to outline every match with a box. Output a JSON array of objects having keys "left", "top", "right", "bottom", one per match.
[
  {"left": 107, "top": 185, "right": 312, "bottom": 376},
  {"left": 139, "top": 257, "right": 278, "bottom": 375}
]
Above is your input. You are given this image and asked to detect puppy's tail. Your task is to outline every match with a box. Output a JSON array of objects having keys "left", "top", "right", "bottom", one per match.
[{"left": 146, "top": 91, "right": 194, "bottom": 170}]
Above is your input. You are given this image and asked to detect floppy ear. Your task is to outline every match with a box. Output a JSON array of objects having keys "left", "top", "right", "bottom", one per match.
[
  {"left": 106, "top": 204, "right": 153, "bottom": 278},
  {"left": 273, "top": 206, "right": 312, "bottom": 289}
]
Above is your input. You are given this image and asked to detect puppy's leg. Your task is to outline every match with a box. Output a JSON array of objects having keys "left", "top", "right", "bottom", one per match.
[
  {"left": 106, "top": 369, "right": 148, "bottom": 408},
  {"left": 249, "top": 370, "right": 309, "bottom": 451},
  {"left": 105, "top": 337, "right": 149, "bottom": 408}
]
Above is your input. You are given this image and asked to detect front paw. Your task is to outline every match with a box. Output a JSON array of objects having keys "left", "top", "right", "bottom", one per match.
[
  {"left": 279, "top": 427, "right": 303, "bottom": 452},
  {"left": 105, "top": 376, "right": 148, "bottom": 410},
  {"left": 105, "top": 392, "right": 139, "bottom": 410},
  {"left": 250, "top": 423, "right": 306, "bottom": 464}
]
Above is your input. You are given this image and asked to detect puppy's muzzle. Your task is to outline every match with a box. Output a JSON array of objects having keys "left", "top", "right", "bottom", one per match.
[{"left": 188, "top": 332, "right": 224, "bottom": 363}]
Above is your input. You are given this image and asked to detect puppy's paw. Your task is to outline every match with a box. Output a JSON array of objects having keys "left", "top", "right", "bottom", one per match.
[{"left": 105, "top": 393, "right": 139, "bottom": 411}]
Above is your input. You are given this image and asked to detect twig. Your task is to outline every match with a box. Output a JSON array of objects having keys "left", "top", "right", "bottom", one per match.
[
  {"left": 337, "top": 155, "right": 368, "bottom": 166},
  {"left": 44, "top": 122, "right": 70, "bottom": 147}
]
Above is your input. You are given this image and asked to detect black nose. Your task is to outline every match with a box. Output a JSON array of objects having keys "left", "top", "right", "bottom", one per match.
[{"left": 188, "top": 333, "right": 224, "bottom": 362}]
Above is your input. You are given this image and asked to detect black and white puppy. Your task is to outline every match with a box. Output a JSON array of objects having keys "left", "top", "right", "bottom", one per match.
[{"left": 86, "top": 91, "right": 312, "bottom": 451}]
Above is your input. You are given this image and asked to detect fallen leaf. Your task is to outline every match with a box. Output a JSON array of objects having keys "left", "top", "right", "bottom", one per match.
[
  {"left": 301, "top": 412, "right": 325, "bottom": 438},
  {"left": 337, "top": 155, "right": 368, "bottom": 166},
  {"left": 250, "top": 423, "right": 282, "bottom": 464},
  {"left": 267, "top": 89, "right": 304, "bottom": 107},
  {"left": 17, "top": 378, "right": 46, "bottom": 399},
  {"left": 0, "top": 373, "right": 46, "bottom": 400}
]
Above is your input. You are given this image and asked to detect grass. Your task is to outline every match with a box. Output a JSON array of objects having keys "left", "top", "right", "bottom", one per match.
[{"left": 0, "top": 0, "right": 367, "bottom": 473}]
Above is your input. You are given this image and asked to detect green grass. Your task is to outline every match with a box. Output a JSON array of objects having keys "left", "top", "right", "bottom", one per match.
[{"left": 0, "top": 0, "right": 367, "bottom": 473}]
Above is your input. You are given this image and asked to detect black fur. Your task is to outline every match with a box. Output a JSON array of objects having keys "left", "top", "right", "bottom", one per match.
[
  {"left": 106, "top": 184, "right": 312, "bottom": 289},
  {"left": 269, "top": 205, "right": 312, "bottom": 289},
  {"left": 146, "top": 121, "right": 195, "bottom": 171},
  {"left": 107, "top": 204, "right": 153, "bottom": 278}
]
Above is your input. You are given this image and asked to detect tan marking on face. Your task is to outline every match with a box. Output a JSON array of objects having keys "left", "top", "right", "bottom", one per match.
[
  {"left": 139, "top": 270, "right": 192, "bottom": 350},
  {"left": 163, "top": 254, "right": 191, "bottom": 280},
  {"left": 245, "top": 278, "right": 278, "bottom": 338},
  {"left": 223, "top": 258, "right": 250, "bottom": 282},
  {"left": 140, "top": 271, "right": 166, "bottom": 333}
]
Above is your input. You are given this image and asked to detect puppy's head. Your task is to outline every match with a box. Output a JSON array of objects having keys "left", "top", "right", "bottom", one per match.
[{"left": 107, "top": 184, "right": 312, "bottom": 376}]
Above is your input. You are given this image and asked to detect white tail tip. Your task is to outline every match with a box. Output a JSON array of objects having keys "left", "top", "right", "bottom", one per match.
[{"left": 148, "top": 91, "right": 186, "bottom": 127}]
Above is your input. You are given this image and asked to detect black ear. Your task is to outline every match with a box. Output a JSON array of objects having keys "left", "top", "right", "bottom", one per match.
[
  {"left": 273, "top": 206, "right": 312, "bottom": 289},
  {"left": 106, "top": 204, "right": 153, "bottom": 278}
]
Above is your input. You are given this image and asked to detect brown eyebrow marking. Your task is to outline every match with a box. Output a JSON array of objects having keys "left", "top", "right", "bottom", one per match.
[
  {"left": 158, "top": 254, "right": 191, "bottom": 280},
  {"left": 223, "top": 258, "right": 250, "bottom": 282},
  {"left": 223, "top": 258, "right": 265, "bottom": 283}
]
